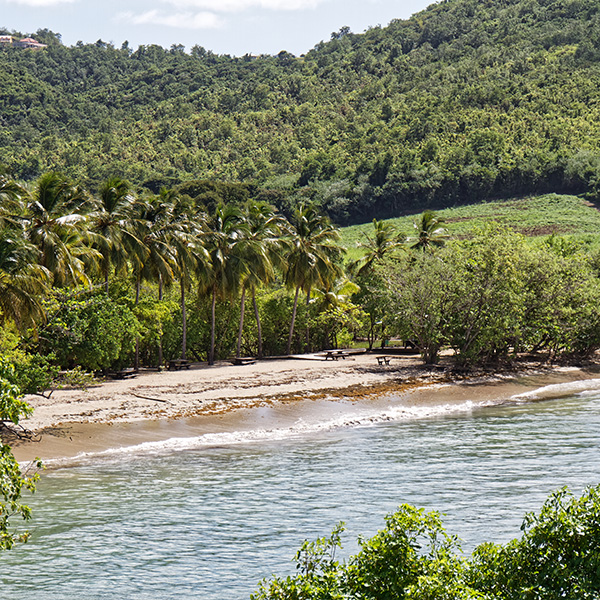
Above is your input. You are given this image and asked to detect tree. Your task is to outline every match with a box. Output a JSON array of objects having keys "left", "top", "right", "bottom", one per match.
[
  {"left": 0, "top": 359, "right": 41, "bottom": 551},
  {"left": 407, "top": 210, "right": 448, "bottom": 252},
  {"left": 169, "top": 193, "right": 208, "bottom": 362},
  {"left": 284, "top": 203, "right": 343, "bottom": 355},
  {"left": 25, "top": 173, "right": 98, "bottom": 288},
  {"left": 351, "top": 218, "right": 403, "bottom": 276},
  {"left": 201, "top": 204, "right": 249, "bottom": 365},
  {"left": 0, "top": 230, "right": 49, "bottom": 329},
  {"left": 236, "top": 201, "right": 287, "bottom": 358},
  {"left": 388, "top": 251, "right": 454, "bottom": 364},
  {"left": 89, "top": 177, "right": 139, "bottom": 295},
  {"left": 0, "top": 174, "right": 26, "bottom": 231}
]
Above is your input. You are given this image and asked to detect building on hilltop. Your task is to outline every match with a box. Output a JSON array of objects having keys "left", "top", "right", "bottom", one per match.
[
  {"left": 0, "top": 36, "right": 47, "bottom": 49},
  {"left": 15, "top": 37, "right": 47, "bottom": 49}
]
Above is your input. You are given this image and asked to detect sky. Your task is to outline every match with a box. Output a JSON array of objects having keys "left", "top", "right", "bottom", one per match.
[{"left": 1, "top": 0, "right": 435, "bottom": 57}]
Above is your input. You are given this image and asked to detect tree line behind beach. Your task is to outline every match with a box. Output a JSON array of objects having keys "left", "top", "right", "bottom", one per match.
[{"left": 2, "top": 170, "right": 600, "bottom": 391}]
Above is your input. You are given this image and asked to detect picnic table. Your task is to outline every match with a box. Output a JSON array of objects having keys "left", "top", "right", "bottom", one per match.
[
  {"left": 376, "top": 356, "right": 391, "bottom": 366},
  {"left": 107, "top": 369, "right": 137, "bottom": 380},
  {"left": 324, "top": 349, "right": 348, "bottom": 361},
  {"left": 229, "top": 357, "right": 257, "bottom": 366},
  {"left": 168, "top": 359, "right": 191, "bottom": 371}
]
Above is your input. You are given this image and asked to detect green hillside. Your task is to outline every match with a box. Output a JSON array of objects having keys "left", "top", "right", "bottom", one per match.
[
  {"left": 341, "top": 193, "right": 600, "bottom": 257},
  {"left": 3, "top": 0, "right": 600, "bottom": 223}
]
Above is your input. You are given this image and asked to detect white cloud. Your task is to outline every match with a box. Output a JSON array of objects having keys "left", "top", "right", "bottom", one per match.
[
  {"left": 118, "top": 9, "right": 223, "bottom": 30},
  {"left": 6, "top": 0, "right": 75, "bottom": 5},
  {"left": 164, "top": 0, "right": 323, "bottom": 12}
]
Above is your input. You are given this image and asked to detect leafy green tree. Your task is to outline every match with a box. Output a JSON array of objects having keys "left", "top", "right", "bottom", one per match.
[
  {"left": 469, "top": 486, "right": 600, "bottom": 599},
  {"left": 444, "top": 225, "right": 527, "bottom": 364},
  {"left": 38, "top": 291, "right": 140, "bottom": 371},
  {"left": 0, "top": 358, "right": 40, "bottom": 551},
  {"left": 389, "top": 251, "right": 455, "bottom": 364},
  {"left": 253, "top": 486, "right": 600, "bottom": 600}
]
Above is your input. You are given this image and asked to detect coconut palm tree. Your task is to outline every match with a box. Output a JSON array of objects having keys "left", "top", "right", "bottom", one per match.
[
  {"left": 200, "top": 204, "right": 249, "bottom": 365},
  {"left": 408, "top": 211, "right": 448, "bottom": 252},
  {"left": 351, "top": 218, "right": 404, "bottom": 276},
  {"left": 25, "top": 172, "right": 98, "bottom": 288},
  {"left": 89, "top": 178, "right": 141, "bottom": 295},
  {"left": 0, "top": 174, "right": 26, "bottom": 230},
  {"left": 235, "top": 201, "right": 288, "bottom": 358},
  {"left": 284, "top": 203, "right": 343, "bottom": 355},
  {"left": 0, "top": 230, "right": 49, "bottom": 329},
  {"left": 159, "top": 190, "right": 209, "bottom": 362}
]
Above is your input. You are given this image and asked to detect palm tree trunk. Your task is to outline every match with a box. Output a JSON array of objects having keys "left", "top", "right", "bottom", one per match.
[
  {"left": 104, "top": 270, "right": 109, "bottom": 296},
  {"left": 134, "top": 277, "right": 141, "bottom": 371},
  {"left": 158, "top": 274, "right": 164, "bottom": 366},
  {"left": 252, "top": 285, "right": 263, "bottom": 359},
  {"left": 287, "top": 286, "right": 301, "bottom": 356},
  {"left": 305, "top": 286, "right": 311, "bottom": 353},
  {"left": 236, "top": 288, "right": 246, "bottom": 358},
  {"left": 180, "top": 279, "right": 187, "bottom": 360},
  {"left": 209, "top": 285, "right": 217, "bottom": 365}
]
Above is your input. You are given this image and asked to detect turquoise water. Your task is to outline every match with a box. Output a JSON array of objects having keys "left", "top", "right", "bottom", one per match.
[{"left": 2, "top": 378, "right": 600, "bottom": 599}]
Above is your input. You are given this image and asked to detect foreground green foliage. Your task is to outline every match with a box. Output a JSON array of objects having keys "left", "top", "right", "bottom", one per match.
[
  {"left": 0, "top": 359, "right": 40, "bottom": 550},
  {"left": 4, "top": 0, "right": 600, "bottom": 222},
  {"left": 252, "top": 486, "right": 600, "bottom": 599}
]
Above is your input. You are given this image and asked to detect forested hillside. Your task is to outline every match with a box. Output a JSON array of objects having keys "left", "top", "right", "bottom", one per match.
[{"left": 2, "top": 0, "right": 600, "bottom": 223}]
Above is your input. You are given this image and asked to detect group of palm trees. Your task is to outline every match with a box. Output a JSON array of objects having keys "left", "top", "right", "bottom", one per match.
[{"left": 0, "top": 171, "right": 346, "bottom": 366}]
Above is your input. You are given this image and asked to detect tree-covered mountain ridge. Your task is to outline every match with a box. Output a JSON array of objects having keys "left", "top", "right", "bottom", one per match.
[{"left": 2, "top": 0, "right": 600, "bottom": 224}]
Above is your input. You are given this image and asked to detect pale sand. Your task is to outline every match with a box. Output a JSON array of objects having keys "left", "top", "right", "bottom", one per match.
[{"left": 8, "top": 352, "right": 600, "bottom": 463}]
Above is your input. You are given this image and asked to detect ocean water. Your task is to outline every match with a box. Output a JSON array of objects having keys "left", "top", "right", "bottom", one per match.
[{"left": 2, "top": 378, "right": 600, "bottom": 599}]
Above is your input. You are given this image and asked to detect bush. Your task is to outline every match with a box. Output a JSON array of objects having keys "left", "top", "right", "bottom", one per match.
[{"left": 252, "top": 486, "right": 600, "bottom": 600}]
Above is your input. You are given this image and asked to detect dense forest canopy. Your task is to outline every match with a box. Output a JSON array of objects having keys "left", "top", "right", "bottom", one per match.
[{"left": 2, "top": 0, "right": 600, "bottom": 223}]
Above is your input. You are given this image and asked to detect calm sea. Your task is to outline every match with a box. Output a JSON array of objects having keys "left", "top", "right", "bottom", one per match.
[{"left": 2, "top": 376, "right": 600, "bottom": 599}]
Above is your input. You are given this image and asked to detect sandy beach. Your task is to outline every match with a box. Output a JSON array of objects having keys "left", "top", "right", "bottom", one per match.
[{"left": 8, "top": 351, "right": 600, "bottom": 463}]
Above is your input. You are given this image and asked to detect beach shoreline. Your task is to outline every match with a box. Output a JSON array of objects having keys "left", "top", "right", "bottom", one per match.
[{"left": 8, "top": 352, "right": 600, "bottom": 463}]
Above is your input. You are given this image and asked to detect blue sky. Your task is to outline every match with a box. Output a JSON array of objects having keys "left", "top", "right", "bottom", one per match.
[{"left": 1, "top": 0, "right": 435, "bottom": 56}]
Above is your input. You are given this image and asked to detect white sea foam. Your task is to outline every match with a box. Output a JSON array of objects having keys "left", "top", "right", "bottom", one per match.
[
  {"left": 46, "top": 378, "right": 600, "bottom": 468},
  {"left": 48, "top": 399, "right": 484, "bottom": 467},
  {"left": 509, "top": 378, "right": 600, "bottom": 402}
]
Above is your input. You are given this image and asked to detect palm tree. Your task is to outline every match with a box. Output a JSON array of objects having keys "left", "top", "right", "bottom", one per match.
[
  {"left": 408, "top": 211, "right": 448, "bottom": 252},
  {"left": 284, "top": 203, "right": 343, "bottom": 355},
  {"left": 351, "top": 218, "right": 403, "bottom": 276},
  {"left": 311, "top": 276, "right": 360, "bottom": 349},
  {"left": 0, "top": 174, "right": 26, "bottom": 231},
  {"left": 128, "top": 195, "right": 182, "bottom": 369},
  {"left": 0, "top": 231, "right": 49, "bottom": 329},
  {"left": 236, "top": 201, "right": 287, "bottom": 358},
  {"left": 200, "top": 204, "right": 249, "bottom": 365},
  {"left": 162, "top": 191, "right": 209, "bottom": 362},
  {"left": 89, "top": 178, "right": 140, "bottom": 295},
  {"left": 25, "top": 172, "right": 98, "bottom": 288}
]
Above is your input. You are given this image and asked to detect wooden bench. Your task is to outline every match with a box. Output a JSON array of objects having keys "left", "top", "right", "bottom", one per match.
[
  {"left": 168, "top": 359, "right": 190, "bottom": 371},
  {"left": 229, "top": 357, "right": 257, "bottom": 366},
  {"left": 376, "top": 356, "right": 391, "bottom": 366}
]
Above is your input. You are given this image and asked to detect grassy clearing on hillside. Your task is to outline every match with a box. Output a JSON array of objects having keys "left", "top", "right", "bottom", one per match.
[{"left": 340, "top": 194, "right": 600, "bottom": 259}]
